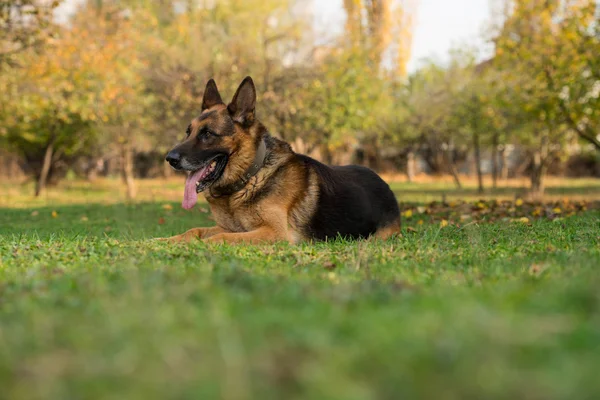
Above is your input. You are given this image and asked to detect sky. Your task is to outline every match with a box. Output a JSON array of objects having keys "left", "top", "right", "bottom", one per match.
[
  {"left": 56, "top": 0, "right": 492, "bottom": 73},
  {"left": 314, "top": 0, "right": 492, "bottom": 72}
]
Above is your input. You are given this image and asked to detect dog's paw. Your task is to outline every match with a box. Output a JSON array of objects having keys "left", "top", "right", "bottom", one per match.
[{"left": 150, "top": 235, "right": 200, "bottom": 243}]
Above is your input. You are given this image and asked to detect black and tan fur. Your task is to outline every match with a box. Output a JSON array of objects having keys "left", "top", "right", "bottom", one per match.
[{"left": 159, "top": 77, "right": 400, "bottom": 244}]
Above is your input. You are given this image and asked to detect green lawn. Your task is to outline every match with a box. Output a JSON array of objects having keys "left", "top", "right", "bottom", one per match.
[{"left": 1, "top": 188, "right": 600, "bottom": 399}]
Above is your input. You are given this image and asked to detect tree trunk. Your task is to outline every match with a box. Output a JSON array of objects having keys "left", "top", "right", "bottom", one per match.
[
  {"left": 491, "top": 134, "right": 499, "bottom": 189},
  {"left": 364, "top": 143, "right": 381, "bottom": 171},
  {"left": 514, "top": 154, "right": 530, "bottom": 178},
  {"left": 448, "top": 162, "right": 462, "bottom": 189},
  {"left": 121, "top": 143, "right": 136, "bottom": 201},
  {"left": 473, "top": 131, "right": 484, "bottom": 194},
  {"left": 320, "top": 143, "right": 333, "bottom": 165},
  {"left": 500, "top": 146, "right": 508, "bottom": 181},
  {"left": 442, "top": 146, "right": 462, "bottom": 189},
  {"left": 35, "top": 137, "right": 55, "bottom": 197},
  {"left": 530, "top": 134, "right": 549, "bottom": 200},
  {"left": 371, "top": 143, "right": 381, "bottom": 171},
  {"left": 86, "top": 157, "right": 103, "bottom": 182},
  {"left": 530, "top": 152, "right": 543, "bottom": 199},
  {"left": 406, "top": 150, "right": 416, "bottom": 183}
]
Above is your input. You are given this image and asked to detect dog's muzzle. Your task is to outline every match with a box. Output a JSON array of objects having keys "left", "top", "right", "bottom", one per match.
[{"left": 166, "top": 150, "right": 181, "bottom": 169}]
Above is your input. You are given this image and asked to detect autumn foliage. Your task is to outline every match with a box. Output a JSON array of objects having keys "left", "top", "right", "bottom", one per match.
[{"left": 0, "top": 0, "right": 598, "bottom": 198}]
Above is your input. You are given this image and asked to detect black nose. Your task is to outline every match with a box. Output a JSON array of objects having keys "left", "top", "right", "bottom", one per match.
[{"left": 166, "top": 151, "right": 181, "bottom": 167}]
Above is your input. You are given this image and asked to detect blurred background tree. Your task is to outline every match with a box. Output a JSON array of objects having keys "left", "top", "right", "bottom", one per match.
[{"left": 0, "top": 0, "right": 598, "bottom": 198}]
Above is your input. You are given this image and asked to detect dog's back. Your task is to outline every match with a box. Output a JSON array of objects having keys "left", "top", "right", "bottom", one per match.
[{"left": 296, "top": 155, "right": 400, "bottom": 240}]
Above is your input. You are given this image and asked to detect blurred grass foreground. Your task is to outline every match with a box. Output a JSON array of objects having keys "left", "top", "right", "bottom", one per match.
[
  {"left": 1, "top": 177, "right": 600, "bottom": 399},
  {"left": 1, "top": 0, "right": 600, "bottom": 399}
]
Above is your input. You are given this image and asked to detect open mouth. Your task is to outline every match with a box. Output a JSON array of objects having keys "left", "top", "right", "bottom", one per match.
[{"left": 182, "top": 155, "right": 227, "bottom": 210}]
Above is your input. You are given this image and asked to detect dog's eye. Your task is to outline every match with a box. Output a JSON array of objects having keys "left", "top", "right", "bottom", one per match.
[{"left": 198, "top": 128, "right": 216, "bottom": 141}]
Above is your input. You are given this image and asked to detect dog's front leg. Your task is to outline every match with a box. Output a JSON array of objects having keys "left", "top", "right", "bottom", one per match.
[
  {"left": 204, "top": 226, "right": 288, "bottom": 244},
  {"left": 155, "top": 226, "right": 227, "bottom": 243}
]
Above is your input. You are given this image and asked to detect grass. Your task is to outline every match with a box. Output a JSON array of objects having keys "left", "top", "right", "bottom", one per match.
[
  {"left": 2, "top": 174, "right": 600, "bottom": 207},
  {"left": 1, "top": 178, "right": 600, "bottom": 399}
]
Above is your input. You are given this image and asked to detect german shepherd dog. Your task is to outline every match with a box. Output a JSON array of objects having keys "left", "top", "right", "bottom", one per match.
[{"left": 159, "top": 77, "right": 400, "bottom": 244}]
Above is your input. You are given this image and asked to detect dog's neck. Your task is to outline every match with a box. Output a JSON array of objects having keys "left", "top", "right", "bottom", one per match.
[{"left": 210, "top": 137, "right": 267, "bottom": 197}]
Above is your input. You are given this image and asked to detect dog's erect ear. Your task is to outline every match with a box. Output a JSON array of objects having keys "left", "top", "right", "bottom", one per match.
[
  {"left": 201, "top": 79, "right": 224, "bottom": 111},
  {"left": 227, "top": 76, "right": 256, "bottom": 125}
]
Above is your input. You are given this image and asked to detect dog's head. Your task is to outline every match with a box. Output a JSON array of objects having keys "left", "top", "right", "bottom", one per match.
[{"left": 166, "top": 76, "right": 263, "bottom": 208}]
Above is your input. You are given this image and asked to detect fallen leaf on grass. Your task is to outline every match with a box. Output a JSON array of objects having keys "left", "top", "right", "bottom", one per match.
[
  {"left": 528, "top": 263, "right": 546, "bottom": 277},
  {"left": 323, "top": 261, "right": 336, "bottom": 271},
  {"left": 440, "top": 219, "right": 449, "bottom": 227},
  {"left": 51, "top": 211, "right": 58, "bottom": 218},
  {"left": 31, "top": 211, "right": 39, "bottom": 217},
  {"left": 161, "top": 204, "right": 173, "bottom": 210},
  {"left": 158, "top": 217, "right": 166, "bottom": 225},
  {"left": 400, "top": 199, "right": 598, "bottom": 228}
]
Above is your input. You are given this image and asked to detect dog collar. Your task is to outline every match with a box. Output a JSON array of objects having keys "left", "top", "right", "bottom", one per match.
[{"left": 212, "top": 138, "right": 267, "bottom": 196}]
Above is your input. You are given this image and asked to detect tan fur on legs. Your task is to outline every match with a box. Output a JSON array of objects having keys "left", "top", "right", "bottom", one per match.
[
  {"left": 204, "top": 226, "right": 287, "bottom": 244},
  {"left": 373, "top": 220, "right": 402, "bottom": 240},
  {"left": 205, "top": 206, "right": 291, "bottom": 244},
  {"left": 158, "top": 226, "right": 226, "bottom": 243}
]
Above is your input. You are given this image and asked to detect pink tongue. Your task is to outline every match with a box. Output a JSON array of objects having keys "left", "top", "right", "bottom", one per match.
[{"left": 182, "top": 167, "right": 209, "bottom": 210}]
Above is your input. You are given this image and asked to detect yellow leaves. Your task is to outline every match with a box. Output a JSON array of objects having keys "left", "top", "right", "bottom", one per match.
[
  {"left": 326, "top": 272, "right": 339, "bottom": 284},
  {"left": 51, "top": 211, "right": 58, "bottom": 218},
  {"left": 402, "top": 209, "right": 413, "bottom": 218},
  {"left": 104, "top": 88, "right": 120, "bottom": 101},
  {"left": 80, "top": 216, "right": 88, "bottom": 222},
  {"left": 162, "top": 204, "right": 173, "bottom": 211},
  {"left": 31, "top": 210, "right": 39, "bottom": 217},
  {"left": 400, "top": 198, "right": 596, "bottom": 232}
]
